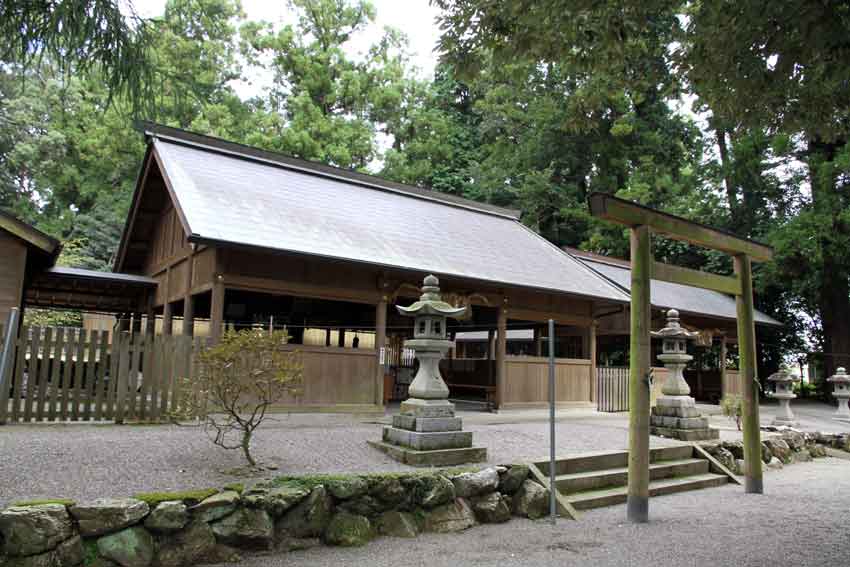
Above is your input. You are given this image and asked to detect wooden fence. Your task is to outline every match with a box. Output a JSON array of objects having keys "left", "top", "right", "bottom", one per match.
[{"left": 0, "top": 324, "right": 208, "bottom": 424}]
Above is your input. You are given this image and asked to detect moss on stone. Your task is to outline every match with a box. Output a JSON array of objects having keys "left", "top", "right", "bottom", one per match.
[
  {"left": 82, "top": 539, "right": 100, "bottom": 567},
  {"left": 223, "top": 483, "right": 245, "bottom": 494},
  {"left": 133, "top": 488, "right": 219, "bottom": 507},
  {"left": 11, "top": 498, "right": 77, "bottom": 507}
]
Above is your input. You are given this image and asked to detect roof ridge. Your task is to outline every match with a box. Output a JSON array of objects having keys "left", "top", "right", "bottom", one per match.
[{"left": 137, "top": 121, "right": 522, "bottom": 221}]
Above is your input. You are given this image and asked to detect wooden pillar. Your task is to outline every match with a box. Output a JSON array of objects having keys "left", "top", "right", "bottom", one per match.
[
  {"left": 488, "top": 330, "right": 495, "bottom": 360},
  {"left": 628, "top": 225, "right": 651, "bottom": 523},
  {"left": 720, "top": 336, "right": 728, "bottom": 398},
  {"left": 182, "top": 296, "right": 195, "bottom": 337},
  {"left": 338, "top": 328, "right": 345, "bottom": 348},
  {"left": 375, "top": 296, "right": 387, "bottom": 406},
  {"left": 533, "top": 326, "right": 542, "bottom": 356},
  {"left": 210, "top": 278, "right": 225, "bottom": 344},
  {"left": 182, "top": 244, "right": 195, "bottom": 337},
  {"left": 735, "top": 254, "right": 763, "bottom": 494},
  {"left": 162, "top": 302, "right": 173, "bottom": 336},
  {"left": 145, "top": 299, "right": 155, "bottom": 337},
  {"left": 496, "top": 301, "right": 507, "bottom": 410},
  {"left": 590, "top": 321, "right": 598, "bottom": 403},
  {"left": 325, "top": 329, "right": 331, "bottom": 347}
]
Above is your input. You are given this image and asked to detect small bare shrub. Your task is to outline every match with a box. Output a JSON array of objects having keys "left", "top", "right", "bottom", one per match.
[
  {"left": 172, "top": 329, "right": 302, "bottom": 466},
  {"left": 720, "top": 395, "right": 743, "bottom": 431}
]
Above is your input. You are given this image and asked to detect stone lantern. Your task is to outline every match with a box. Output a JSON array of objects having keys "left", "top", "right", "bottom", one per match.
[
  {"left": 827, "top": 367, "right": 850, "bottom": 420},
  {"left": 649, "top": 309, "right": 719, "bottom": 441},
  {"left": 368, "top": 275, "right": 486, "bottom": 465},
  {"left": 766, "top": 365, "right": 800, "bottom": 426}
]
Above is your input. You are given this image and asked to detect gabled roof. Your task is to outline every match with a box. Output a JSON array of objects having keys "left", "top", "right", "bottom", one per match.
[
  {"left": 567, "top": 248, "right": 782, "bottom": 326},
  {"left": 118, "top": 124, "right": 629, "bottom": 303},
  {"left": 0, "top": 209, "right": 60, "bottom": 258}
]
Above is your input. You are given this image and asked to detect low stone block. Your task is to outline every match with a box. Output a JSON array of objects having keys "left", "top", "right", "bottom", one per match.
[
  {"left": 323, "top": 512, "right": 372, "bottom": 547},
  {"left": 375, "top": 511, "right": 418, "bottom": 538},
  {"left": 452, "top": 468, "right": 500, "bottom": 498},
  {"left": 498, "top": 465, "right": 529, "bottom": 495},
  {"left": 651, "top": 405, "right": 701, "bottom": 418},
  {"left": 392, "top": 415, "right": 463, "bottom": 432},
  {"left": 400, "top": 398, "right": 455, "bottom": 418},
  {"left": 0, "top": 504, "right": 75, "bottom": 556},
  {"left": 512, "top": 480, "right": 548, "bottom": 520},
  {"left": 471, "top": 492, "right": 511, "bottom": 523},
  {"left": 97, "top": 526, "right": 155, "bottom": 567},
  {"left": 417, "top": 475, "right": 455, "bottom": 508},
  {"left": 70, "top": 498, "right": 150, "bottom": 537},
  {"left": 190, "top": 491, "right": 239, "bottom": 523},
  {"left": 325, "top": 477, "right": 369, "bottom": 501},
  {"left": 5, "top": 535, "right": 83, "bottom": 567},
  {"left": 144, "top": 501, "right": 187, "bottom": 533},
  {"left": 650, "top": 426, "right": 719, "bottom": 441},
  {"left": 154, "top": 521, "right": 216, "bottom": 567},
  {"left": 210, "top": 508, "right": 273, "bottom": 550},
  {"left": 675, "top": 417, "right": 709, "bottom": 429},
  {"left": 424, "top": 499, "right": 476, "bottom": 533},
  {"left": 275, "top": 486, "right": 333, "bottom": 539},
  {"left": 367, "top": 440, "right": 487, "bottom": 467},
  {"left": 655, "top": 395, "right": 696, "bottom": 408},
  {"left": 383, "top": 427, "right": 472, "bottom": 450}
]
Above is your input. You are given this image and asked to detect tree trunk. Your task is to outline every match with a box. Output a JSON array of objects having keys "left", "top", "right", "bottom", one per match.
[
  {"left": 242, "top": 429, "right": 255, "bottom": 466},
  {"left": 715, "top": 126, "right": 739, "bottom": 224},
  {"left": 809, "top": 137, "right": 850, "bottom": 378}
]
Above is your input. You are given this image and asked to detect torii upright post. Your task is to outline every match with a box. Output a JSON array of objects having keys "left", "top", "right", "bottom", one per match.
[
  {"left": 628, "top": 225, "right": 652, "bottom": 522},
  {"left": 588, "top": 193, "right": 773, "bottom": 522}
]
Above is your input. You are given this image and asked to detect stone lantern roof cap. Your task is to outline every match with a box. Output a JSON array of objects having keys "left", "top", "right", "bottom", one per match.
[
  {"left": 650, "top": 308, "right": 700, "bottom": 340},
  {"left": 767, "top": 365, "right": 799, "bottom": 383},
  {"left": 396, "top": 274, "right": 468, "bottom": 319},
  {"left": 827, "top": 367, "right": 850, "bottom": 383}
]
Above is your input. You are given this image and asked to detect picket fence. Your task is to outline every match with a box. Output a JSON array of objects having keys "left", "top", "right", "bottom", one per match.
[{"left": 0, "top": 322, "right": 210, "bottom": 424}]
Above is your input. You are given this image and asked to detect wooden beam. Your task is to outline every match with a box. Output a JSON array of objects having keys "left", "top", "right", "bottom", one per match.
[
  {"left": 589, "top": 193, "right": 773, "bottom": 263},
  {"left": 651, "top": 262, "right": 742, "bottom": 295},
  {"left": 0, "top": 210, "right": 60, "bottom": 255},
  {"left": 375, "top": 296, "right": 387, "bottom": 407}
]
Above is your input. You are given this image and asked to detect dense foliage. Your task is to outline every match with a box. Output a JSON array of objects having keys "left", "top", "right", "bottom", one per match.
[{"left": 2, "top": 0, "right": 848, "bottom": 378}]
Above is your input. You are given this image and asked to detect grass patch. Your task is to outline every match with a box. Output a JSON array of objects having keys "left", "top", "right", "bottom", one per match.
[
  {"left": 133, "top": 488, "right": 219, "bottom": 506},
  {"left": 12, "top": 498, "right": 76, "bottom": 507}
]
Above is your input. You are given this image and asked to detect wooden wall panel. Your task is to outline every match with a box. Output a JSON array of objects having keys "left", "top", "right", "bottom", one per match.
[
  {"left": 724, "top": 369, "right": 743, "bottom": 397},
  {"left": 271, "top": 344, "right": 378, "bottom": 409},
  {"left": 192, "top": 247, "right": 216, "bottom": 290},
  {"left": 169, "top": 259, "right": 189, "bottom": 302},
  {"left": 503, "top": 356, "right": 591, "bottom": 406},
  {"left": 143, "top": 205, "right": 190, "bottom": 276},
  {"left": 0, "top": 232, "right": 27, "bottom": 324}
]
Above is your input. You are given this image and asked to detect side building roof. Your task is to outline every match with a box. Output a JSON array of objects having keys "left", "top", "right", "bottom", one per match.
[
  {"left": 566, "top": 248, "right": 781, "bottom": 326},
  {"left": 117, "top": 124, "right": 629, "bottom": 303}
]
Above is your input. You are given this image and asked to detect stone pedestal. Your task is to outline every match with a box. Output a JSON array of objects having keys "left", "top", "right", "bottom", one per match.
[
  {"left": 770, "top": 393, "right": 799, "bottom": 427},
  {"left": 368, "top": 399, "right": 487, "bottom": 466},
  {"left": 649, "top": 309, "right": 719, "bottom": 442},
  {"left": 368, "top": 275, "right": 486, "bottom": 466},
  {"left": 767, "top": 366, "right": 799, "bottom": 427},
  {"left": 827, "top": 367, "right": 850, "bottom": 421},
  {"left": 651, "top": 396, "right": 719, "bottom": 441}
]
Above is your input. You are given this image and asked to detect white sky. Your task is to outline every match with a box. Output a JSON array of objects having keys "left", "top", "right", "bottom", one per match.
[{"left": 134, "top": 0, "right": 443, "bottom": 97}]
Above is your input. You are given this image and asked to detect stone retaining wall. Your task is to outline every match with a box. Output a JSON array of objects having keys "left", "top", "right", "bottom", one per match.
[
  {"left": 701, "top": 430, "right": 832, "bottom": 473},
  {"left": 0, "top": 465, "right": 547, "bottom": 567}
]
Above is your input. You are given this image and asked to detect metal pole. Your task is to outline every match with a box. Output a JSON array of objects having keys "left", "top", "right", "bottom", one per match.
[
  {"left": 548, "top": 318, "right": 556, "bottom": 524},
  {"left": 0, "top": 308, "right": 21, "bottom": 425}
]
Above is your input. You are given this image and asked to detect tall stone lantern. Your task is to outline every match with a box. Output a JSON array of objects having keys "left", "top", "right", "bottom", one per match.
[
  {"left": 767, "top": 365, "right": 800, "bottom": 426},
  {"left": 827, "top": 367, "right": 850, "bottom": 420},
  {"left": 649, "top": 309, "right": 719, "bottom": 441},
  {"left": 368, "top": 275, "right": 487, "bottom": 465}
]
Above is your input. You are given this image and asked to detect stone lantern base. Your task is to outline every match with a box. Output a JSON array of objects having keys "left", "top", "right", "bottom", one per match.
[
  {"left": 650, "top": 395, "right": 719, "bottom": 441},
  {"left": 368, "top": 399, "right": 487, "bottom": 466}
]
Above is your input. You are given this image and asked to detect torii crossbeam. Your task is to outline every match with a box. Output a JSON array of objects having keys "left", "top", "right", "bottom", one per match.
[{"left": 588, "top": 193, "right": 774, "bottom": 523}]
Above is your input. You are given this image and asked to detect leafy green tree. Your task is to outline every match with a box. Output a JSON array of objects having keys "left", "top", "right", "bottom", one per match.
[{"left": 240, "top": 0, "right": 411, "bottom": 169}]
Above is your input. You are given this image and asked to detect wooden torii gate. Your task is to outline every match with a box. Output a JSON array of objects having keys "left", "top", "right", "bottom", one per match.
[{"left": 589, "top": 193, "right": 774, "bottom": 523}]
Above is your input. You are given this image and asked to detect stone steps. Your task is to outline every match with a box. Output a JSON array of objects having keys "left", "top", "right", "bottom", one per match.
[
  {"left": 567, "top": 473, "right": 729, "bottom": 510},
  {"left": 529, "top": 445, "right": 733, "bottom": 512},
  {"left": 554, "top": 458, "right": 709, "bottom": 493}
]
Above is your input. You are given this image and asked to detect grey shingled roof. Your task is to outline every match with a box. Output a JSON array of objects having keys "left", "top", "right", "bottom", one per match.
[
  {"left": 575, "top": 254, "right": 781, "bottom": 326},
  {"left": 150, "top": 135, "right": 629, "bottom": 302}
]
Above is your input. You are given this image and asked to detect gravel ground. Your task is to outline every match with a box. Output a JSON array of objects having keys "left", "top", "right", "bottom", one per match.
[
  {"left": 2, "top": 401, "right": 846, "bottom": 507},
  {"left": 0, "top": 409, "right": 681, "bottom": 506},
  {"left": 231, "top": 458, "right": 850, "bottom": 567}
]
